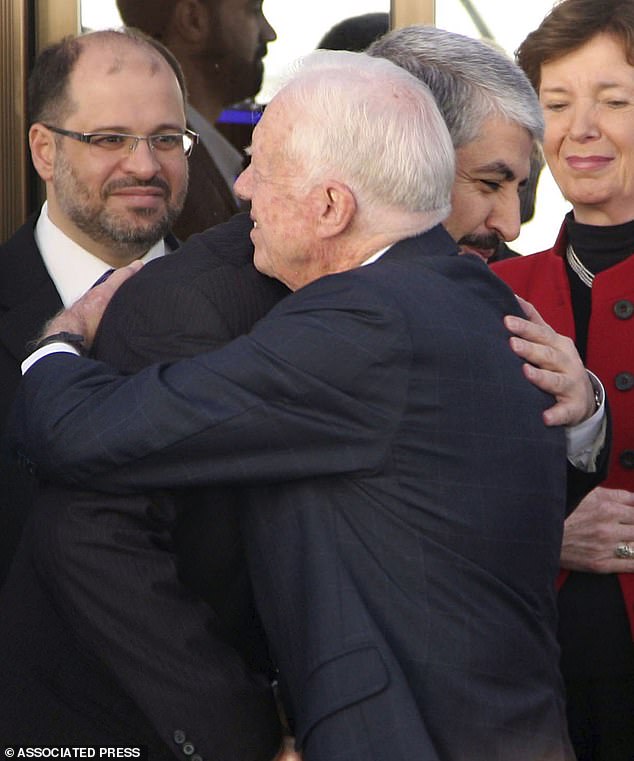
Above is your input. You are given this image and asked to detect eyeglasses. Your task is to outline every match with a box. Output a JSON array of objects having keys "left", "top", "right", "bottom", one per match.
[{"left": 43, "top": 124, "right": 199, "bottom": 157}]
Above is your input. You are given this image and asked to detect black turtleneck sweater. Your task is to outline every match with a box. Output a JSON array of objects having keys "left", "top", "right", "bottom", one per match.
[
  {"left": 558, "top": 211, "right": 634, "bottom": 679},
  {"left": 565, "top": 212, "right": 634, "bottom": 360}
]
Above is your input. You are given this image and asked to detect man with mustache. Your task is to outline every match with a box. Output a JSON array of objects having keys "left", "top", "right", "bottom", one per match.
[
  {"left": 116, "top": 0, "right": 277, "bottom": 239},
  {"left": 369, "top": 26, "right": 536, "bottom": 267}
]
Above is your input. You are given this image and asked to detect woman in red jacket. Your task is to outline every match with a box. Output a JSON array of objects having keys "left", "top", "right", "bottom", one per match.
[{"left": 493, "top": 2, "right": 634, "bottom": 759}]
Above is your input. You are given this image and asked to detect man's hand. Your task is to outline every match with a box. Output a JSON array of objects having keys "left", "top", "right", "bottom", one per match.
[
  {"left": 39, "top": 261, "right": 143, "bottom": 353},
  {"left": 504, "top": 296, "right": 596, "bottom": 427},
  {"left": 561, "top": 486, "right": 634, "bottom": 573},
  {"left": 272, "top": 737, "right": 302, "bottom": 761}
]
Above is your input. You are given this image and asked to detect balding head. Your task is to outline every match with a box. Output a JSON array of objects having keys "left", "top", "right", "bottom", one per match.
[
  {"left": 29, "top": 28, "right": 186, "bottom": 127},
  {"left": 27, "top": 28, "right": 189, "bottom": 265}
]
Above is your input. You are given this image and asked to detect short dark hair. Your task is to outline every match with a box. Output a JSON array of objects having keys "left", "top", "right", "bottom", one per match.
[
  {"left": 318, "top": 13, "right": 389, "bottom": 53},
  {"left": 517, "top": 0, "right": 634, "bottom": 91},
  {"left": 28, "top": 28, "right": 187, "bottom": 126},
  {"left": 116, "top": 0, "right": 179, "bottom": 41}
]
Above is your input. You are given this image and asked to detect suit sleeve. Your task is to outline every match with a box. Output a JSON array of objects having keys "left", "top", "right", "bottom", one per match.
[{"left": 13, "top": 278, "right": 410, "bottom": 494}]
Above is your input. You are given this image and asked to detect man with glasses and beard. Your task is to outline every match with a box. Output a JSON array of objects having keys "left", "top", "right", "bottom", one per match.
[
  {"left": 0, "top": 30, "right": 196, "bottom": 585},
  {"left": 0, "top": 27, "right": 290, "bottom": 760},
  {"left": 0, "top": 29, "right": 190, "bottom": 435}
]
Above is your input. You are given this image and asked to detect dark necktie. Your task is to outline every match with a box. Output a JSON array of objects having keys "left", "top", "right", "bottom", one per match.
[{"left": 91, "top": 268, "right": 115, "bottom": 288}]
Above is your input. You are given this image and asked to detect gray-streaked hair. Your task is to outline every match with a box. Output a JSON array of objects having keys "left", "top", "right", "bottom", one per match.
[
  {"left": 273, "top": 49, "right": 454, "bottom": 222},
  {"left": 368, "top": 25, "right": 544, "bottom": 148}
]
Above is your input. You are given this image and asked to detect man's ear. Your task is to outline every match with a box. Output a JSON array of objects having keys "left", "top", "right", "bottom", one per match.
[
  {"left": 315, "top": 180, "right": 357, "bottom": 238},
  {"left": 171, "top": 0, "right": 210, "bottom": 46},
  {"left": 29, "top": 124, "right": 56, "bottom": 183}
]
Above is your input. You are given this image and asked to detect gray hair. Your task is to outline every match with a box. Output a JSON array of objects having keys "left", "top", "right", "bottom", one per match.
[
  {"left": 368, "top": 25, "right": 544, "bottom": 148},
  {"left": 274, "top": 49, "right": 454, "bottom": 222}
]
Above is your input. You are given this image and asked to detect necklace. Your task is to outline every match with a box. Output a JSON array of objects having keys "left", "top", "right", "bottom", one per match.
[{"left": 566, "top": 244, "right": 594, "bottom": 288}]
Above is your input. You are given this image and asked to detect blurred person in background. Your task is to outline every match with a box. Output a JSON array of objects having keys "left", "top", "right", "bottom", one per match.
[
  {"left": 116, "top": 0, "right": 276, "bottom": 239},
  {"left": 317, "top": 12, "right": 389, "bottom": 52}
]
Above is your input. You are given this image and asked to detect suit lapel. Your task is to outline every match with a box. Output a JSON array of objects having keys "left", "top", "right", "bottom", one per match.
[{"left": 0, "top": 217, "right": 63, "bottom": 362}]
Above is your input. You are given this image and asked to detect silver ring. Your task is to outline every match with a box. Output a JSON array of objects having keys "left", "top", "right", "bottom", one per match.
[{"left": 615, "top": 542, "right": 634, "bottom": 559}]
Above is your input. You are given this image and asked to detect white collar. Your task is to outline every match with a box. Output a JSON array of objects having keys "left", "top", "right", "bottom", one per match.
[
  {"left": 35, "top": 202, "right": 166, "bottom": 308},
  {"left": 361, "top": 245, "right": 391, "bottom": 267}
]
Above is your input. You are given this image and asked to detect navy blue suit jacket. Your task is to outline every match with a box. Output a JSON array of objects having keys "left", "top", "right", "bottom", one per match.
[{"left": 13, "top": 223, "right": 574, "bottom": 760}]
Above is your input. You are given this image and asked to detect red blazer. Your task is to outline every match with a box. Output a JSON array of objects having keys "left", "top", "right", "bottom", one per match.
[{"left": 493, "top": 222, "right": 634, "bottom": 637}]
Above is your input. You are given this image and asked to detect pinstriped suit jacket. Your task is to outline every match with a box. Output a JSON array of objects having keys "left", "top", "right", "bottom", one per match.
[{"left": 0, "top": 214, "right": 288, "bottom": 760}]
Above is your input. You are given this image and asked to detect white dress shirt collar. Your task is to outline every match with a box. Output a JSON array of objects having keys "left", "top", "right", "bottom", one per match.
[
  {"left": 35, "top": 202, "right": 166, "bottom": 308},
  {"left": 361, "top": 246, "right": 391, "bottom": 267}
]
